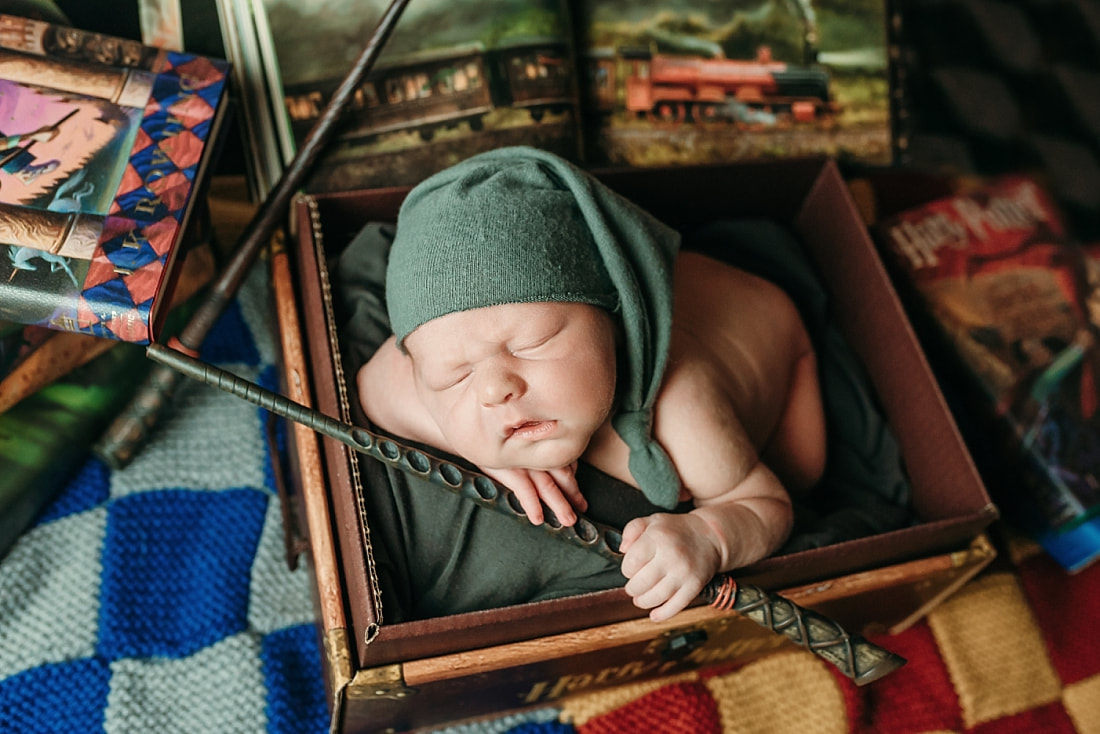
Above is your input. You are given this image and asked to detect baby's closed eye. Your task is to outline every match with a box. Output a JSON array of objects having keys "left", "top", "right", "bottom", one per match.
[
  {"left": 441, "top": 370, "right": 473, "bottom": 390},
  {"left": 420, "top": 366, "right": 472, "bottom": 391},
  {"left": 509, "top": 335, "right": 554, "bottom": 357}
]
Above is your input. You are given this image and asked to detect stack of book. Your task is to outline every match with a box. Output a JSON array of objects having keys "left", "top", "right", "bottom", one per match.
[{"left": 0, "top": 12, "right": 231, "bottom": 558}]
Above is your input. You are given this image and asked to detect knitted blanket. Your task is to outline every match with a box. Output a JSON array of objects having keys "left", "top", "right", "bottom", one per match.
[{"left": 0, "top": 268, "right": 329, "bottom": 734}]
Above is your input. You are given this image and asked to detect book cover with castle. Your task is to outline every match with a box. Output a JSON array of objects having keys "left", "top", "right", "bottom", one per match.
[
  {"left": 0, "top": 13, "right": 230, "bottom": 343},
  {"left": 878, "top": 176, "right": 1100, "bottom": 572},
  {"left": 217, "top": 0, "right": 894, "bottom": 196}
]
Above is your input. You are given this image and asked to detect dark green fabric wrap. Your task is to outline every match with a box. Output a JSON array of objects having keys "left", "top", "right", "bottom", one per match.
[{"left": 385, "top": 146, "right": 683, "bottom": 509}]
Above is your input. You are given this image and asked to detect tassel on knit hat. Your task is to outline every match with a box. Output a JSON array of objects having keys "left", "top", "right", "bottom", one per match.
[{"left": 385, "top": 146, "right": 682, "bottom": 509}]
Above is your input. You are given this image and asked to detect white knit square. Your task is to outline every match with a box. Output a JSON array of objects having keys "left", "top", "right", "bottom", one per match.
[
  {"left": 104, "top": 631, "right": 267, "bottom": 734},
  {"left": 247, "top": 498, "right": 316, "bottom": 635},
  {"left": 109, "top": 366, "right": 270, "bottom": 497},
  {"left": 0, "top": 508, "right": 105, "bottom": 679},
  {"left": 235, "top": 266, "right": 278, "bottom": 368}
]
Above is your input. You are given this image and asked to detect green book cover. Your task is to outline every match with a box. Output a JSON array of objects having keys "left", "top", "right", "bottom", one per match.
[{"left": 0, "top": 340, "right": 150, "bottom": 558}]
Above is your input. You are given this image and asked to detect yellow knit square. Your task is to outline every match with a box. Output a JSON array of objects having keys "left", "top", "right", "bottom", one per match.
[
  {"left": 928, "top": 571, "right": 1061, "bottom": 727},
  {"left": 705, "top": 651, "right": 847, "bottom": 734},
  {"left": 1064, "top": 674, "right": 1100, "bottom": 734}
]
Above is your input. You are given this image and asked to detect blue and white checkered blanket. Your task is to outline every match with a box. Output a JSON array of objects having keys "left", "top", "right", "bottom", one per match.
[
  {"left": 0, "top": 269, "right": 328, "bottom": 734},
  {"left": 0, "top": 265, "right": 578, "bottom": 734}
]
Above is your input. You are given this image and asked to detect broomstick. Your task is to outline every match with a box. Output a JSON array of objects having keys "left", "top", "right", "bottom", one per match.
[
  {"left": 147, "top": 342, "right": 908, "bottom": 687},
  {"left": 94, "top": 0, "right": 412, "bottom": 469}
]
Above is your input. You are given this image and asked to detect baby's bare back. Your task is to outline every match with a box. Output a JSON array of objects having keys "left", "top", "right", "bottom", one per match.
[
  {"left": 588, "top": 251, "right": 824, "bottom": 501},
  {"left": 672, "top": 251, "right": 815, "bottom": 451}
]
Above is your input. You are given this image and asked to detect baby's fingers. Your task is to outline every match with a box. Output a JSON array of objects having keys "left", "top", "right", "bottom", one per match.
[
  {"left": 548, "top": 463, "right": 587, "bottom": 513},
  {"left": 512, "top": 480, "right": 546, "bottom": 525},
  {"left": 619, "top": 516, "right": 652, "bottom": 557},
  {"left": 532, "top": 471, "right": 577, "bottom": 526},
  {"left": 648, "top": 584, "right": 702, "bottom": 622},
  {"left": 484, "top": 468, "right": 545, "bottom": 524}
]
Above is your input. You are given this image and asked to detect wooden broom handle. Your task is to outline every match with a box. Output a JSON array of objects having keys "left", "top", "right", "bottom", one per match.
[{"left": 94, "top": 0, "right": 412, "bottom": 469}]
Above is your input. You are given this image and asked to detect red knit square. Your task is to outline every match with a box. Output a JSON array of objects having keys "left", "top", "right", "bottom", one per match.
[
  {"left": 1017, "top": 552, "right": 1100, "bottom": 685},
  {"left": 857, "top": 623, "right": 963, "bottom": 734},
  {"left": 577, "top": 680, "right": 720, "bottom": 734}
]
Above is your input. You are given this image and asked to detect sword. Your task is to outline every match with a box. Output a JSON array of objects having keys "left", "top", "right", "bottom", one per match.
[{"left": 147, "top": 342, "right": 907, "bottom": 687}]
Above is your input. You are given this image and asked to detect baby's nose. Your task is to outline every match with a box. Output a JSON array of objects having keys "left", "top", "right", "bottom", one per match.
[{"left": 479, "top": 367, "right": 525, "bottom": 406}]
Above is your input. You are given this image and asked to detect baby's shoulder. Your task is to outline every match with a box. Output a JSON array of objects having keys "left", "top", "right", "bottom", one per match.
[{"left": 674, "top": 252, "right": 800, "bottom": 322}]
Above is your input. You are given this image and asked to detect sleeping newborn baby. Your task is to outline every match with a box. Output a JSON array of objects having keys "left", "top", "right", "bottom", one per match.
[{"left": 357, "top": 146, "right": 826, "bottom": 621}]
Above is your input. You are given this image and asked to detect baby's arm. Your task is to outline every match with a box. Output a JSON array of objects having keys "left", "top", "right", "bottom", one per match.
[
  {"left": 618, "top": 371, "right": 794, "bottom": 622},
  {"left": 619, "top": 463, "right": 792, "bottom": 621}
]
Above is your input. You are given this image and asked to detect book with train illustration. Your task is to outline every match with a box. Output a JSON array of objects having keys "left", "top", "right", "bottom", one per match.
[
  {"left": 876, "top": 176, "right": 1100, "bottom": 573},
  {"left": 217, "top": 0, "right": 895, "bottom": 197},
  {"left": 0, "top": 13, "right": 230, "bottom": 343}
]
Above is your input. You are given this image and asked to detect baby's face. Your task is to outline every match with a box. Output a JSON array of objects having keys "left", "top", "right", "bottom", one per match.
[{"left": 403, "top": 301, "right": 617, "bottom": 471}]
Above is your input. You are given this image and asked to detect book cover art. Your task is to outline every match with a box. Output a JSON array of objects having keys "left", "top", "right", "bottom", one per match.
[
  {"left": 878, "top": 176, "right": 1100, "bottom": 572},
  {"left": 220, "top": 0, "right": 580, "bottom": 196},
  {"left": 0, "top": 14, "right": 229, "bottom": 343},
  {"left": 572, "top": 0, "right": 894, "bottom": 169}
]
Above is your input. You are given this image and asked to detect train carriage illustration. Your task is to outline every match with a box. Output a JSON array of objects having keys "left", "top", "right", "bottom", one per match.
[{"left": 282, "top": 39, "right": 576, "bottom": 145}]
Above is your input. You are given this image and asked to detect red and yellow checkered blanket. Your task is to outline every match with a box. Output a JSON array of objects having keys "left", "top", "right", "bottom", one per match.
[{"left": 545, "top": 538, "right": 1100, "bottom": 734}]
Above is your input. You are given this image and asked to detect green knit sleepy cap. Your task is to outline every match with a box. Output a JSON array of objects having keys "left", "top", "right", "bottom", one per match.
[{"left": 386, "top": 146, "right": 682, "bottom": 509}]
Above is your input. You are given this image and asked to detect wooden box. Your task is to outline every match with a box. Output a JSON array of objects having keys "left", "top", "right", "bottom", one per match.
[{"left": 274, "top": 156, "right": 999, "bottom": 733}]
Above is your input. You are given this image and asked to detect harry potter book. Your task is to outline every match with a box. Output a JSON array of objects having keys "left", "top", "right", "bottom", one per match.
[
  {"left": 877, "top": 176, "right": 1100, "bottom": 572},
  {"left": 0, "top": 13, "right": 230, "bottom": 344}
]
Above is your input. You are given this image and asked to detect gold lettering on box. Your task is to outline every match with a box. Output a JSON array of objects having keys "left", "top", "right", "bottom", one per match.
[
  {"left": 122, "top": 229, "right": 146, "bottom": 250},
  {"left": 518, "top": 625, "right": 790, "bottom": 704}
]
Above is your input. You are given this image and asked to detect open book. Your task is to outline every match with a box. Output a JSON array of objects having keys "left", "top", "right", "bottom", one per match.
[
  {"left": 217, "top": 0, "right": 895, "bottom": 197},
  {"left": 0, "top": 13, "right": 230, "bottom": 343}
]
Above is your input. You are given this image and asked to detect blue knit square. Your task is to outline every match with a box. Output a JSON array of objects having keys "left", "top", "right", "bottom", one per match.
[
  {"left": 35, "top": 457, "right": 110, "bottom": 526},
  {"left": 97, "top": 488, "right": 268, "bottom": 660},
  {"left": 261, "top": 624, "right": 328, "bottom": 734},
  {"left": 0, "top": 658, "right": 110, "bottom": 734},
  {"left": 199, "top": 299, "right": 261, "bottom": 367}
]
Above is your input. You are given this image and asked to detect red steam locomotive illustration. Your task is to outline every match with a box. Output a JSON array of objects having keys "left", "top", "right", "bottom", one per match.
[{"left": 586, "top": 45, "right": 836, "bottom": 125}]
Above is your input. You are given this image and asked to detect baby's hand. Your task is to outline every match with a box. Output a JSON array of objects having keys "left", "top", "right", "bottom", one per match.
[
  {"left": 619, "top": 513, "right": 722, "bottom": 622},
  {"left": 481, "top": 463, "right": 586, "bottom": 526}
]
